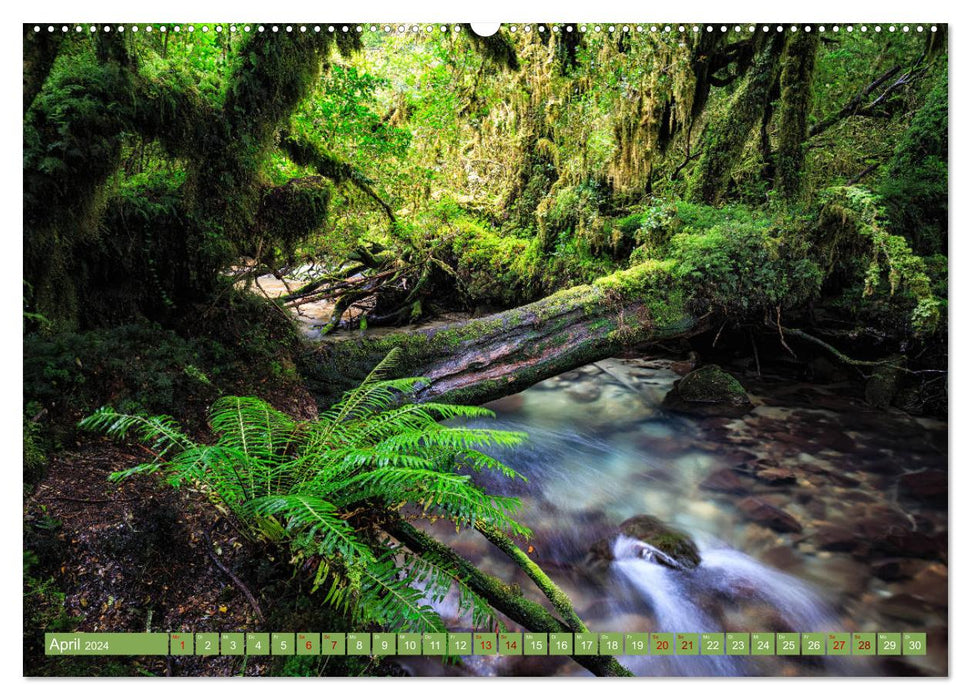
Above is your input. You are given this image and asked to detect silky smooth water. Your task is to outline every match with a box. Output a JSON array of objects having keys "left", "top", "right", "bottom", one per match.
[{"left": 404, "top": 358, "right": 947, "bottom": 677}]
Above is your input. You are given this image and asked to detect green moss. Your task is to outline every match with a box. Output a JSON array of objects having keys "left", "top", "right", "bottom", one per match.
[
  {"left": 775, "top": 32, "right": 819, "bottom": 200},
  {"left": 817, "top": 186, "right": 942, "bottom": 335},
  {"left": 688, "top": 35, "right": 785, "bottom": 204},
  {"left": 880, "top": 68, "right": 948, "bottom": 256}
]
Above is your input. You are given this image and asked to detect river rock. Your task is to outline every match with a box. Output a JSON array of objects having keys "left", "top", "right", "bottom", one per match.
[
  {"left": 760, "top": 545, "right": 802, "bottom": 572},
  {"left": 904, "top": 562, "right": 948, "bottom": 606},
  {"left": 588, "top": 515, "right": 702, "bottom": 570},
  {"left": 812, "top": 525, "right": 859, "bottom": 552},
  {"left": 899, "top": 470, "right": 947, "bottom": 504},
  {"left": 866, "top": 525, "right": 942, "bottom": 561},
  {"left": 699, "top": 468, "right": 748, "bottom": 494},
  {"left": 865, "top": 356, "right": 906, "bottom": 410},
  {"left": 876, "top": 593, "right": 936, "bottom": 624},
  {"left": 661, "top": 365, "right": 753, "bottom": 418},
  {"left": 737, "top": 497, "right": 803, "bottom": 533},
  {"left": 485, "top": 393, "right": 524, "bottom": 413},
  {"left": 566, "top": 381, "right": 602, "bottom": 403},
  {"left": 871, "top": 557, "right": 926, "bottom": 582},
  {"left": 753, "top": 466, "right": 797, "bottom": 485}
]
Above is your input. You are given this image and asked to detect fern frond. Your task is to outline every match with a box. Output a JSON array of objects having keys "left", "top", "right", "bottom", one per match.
[
  {"left": 209, "top": 396, "right": 298, "bottom": 459},
  {"left": 244, "top": 494, "right": 373, "bottom": 563},
  {"left": 79, "top": 407, "right": 192, "bottom": 461},
  {"left": 81, "top": 349, "right": 538, "bottom": 638},
  {"left": 354, "top": 554, "right": 448, "bottom": 633},
  {"left": 401, "top": 551, "right": 503, "bottom": 632}
]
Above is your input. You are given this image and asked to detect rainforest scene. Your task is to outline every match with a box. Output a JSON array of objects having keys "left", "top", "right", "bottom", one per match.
[{"left": 23, "top": 23, "right": 948, "bottom": 677}]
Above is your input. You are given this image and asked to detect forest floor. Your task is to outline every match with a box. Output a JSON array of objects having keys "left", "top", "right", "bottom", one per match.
[{"left": 23, "top": 383, "right": 322, "bottom": 677}]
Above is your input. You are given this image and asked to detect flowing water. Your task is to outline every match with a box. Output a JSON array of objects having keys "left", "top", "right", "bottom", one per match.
[{"left": 399, "top": 357, "right": 947, "bottom": 677}]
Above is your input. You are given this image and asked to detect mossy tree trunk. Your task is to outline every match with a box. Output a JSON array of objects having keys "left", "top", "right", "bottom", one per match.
[
  {"left": 386, "top": 519, "right": 633, "bottom": 677},
  {"left": 307, "top": 261, "right": 705, "bottom": 406},
  {"left": 23, "top": 28, "right": 357, "bottom": 328},
  {"left": 775, "top": 32, "right": 820, "bottom": 200},
  {"left": 687, "top": 34, "right": 785, "bottom": 204}
]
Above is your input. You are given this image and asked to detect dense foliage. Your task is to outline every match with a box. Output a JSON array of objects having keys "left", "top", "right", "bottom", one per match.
[{"left": 80, "top": 350, "right": 529, "bottom": 633}]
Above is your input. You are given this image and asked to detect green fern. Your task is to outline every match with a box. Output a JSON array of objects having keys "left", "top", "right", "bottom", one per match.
[{"left": 79, "top": 348, "right": 530, "bottom": 632}]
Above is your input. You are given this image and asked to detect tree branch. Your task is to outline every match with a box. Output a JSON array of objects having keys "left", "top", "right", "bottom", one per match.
[{"left": 280, "top": 132, "right": 396, "bottom": 223}]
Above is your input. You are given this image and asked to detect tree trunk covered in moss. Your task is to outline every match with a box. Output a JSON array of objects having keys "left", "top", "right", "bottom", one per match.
[
  {"left": 385, "top": 519, "right": 633, "bottom": 677},
  {"left": 23, "top": 26, "right": 63, "bottom": 113},
  {"left": 306, "top": 261, "right": 705, "bottom": 406},
  {"left": 688, "top": 34, "right": 785, "bottom": 204},
  {"left": 775, "top": 32, "right": 819, "bottom": 200},
  {"left": 24, "top": 29, "right": 360, "bottom": 328}
]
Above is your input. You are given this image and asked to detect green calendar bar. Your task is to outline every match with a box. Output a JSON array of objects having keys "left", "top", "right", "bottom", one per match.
[
  {"left": 828, "top": 633, "right": 851, "bottom": 656},
  {"left": 497, "top": 632, "right": 521, "bottom": 656},
  {"left": 221, "top": 632, "right": 244, "bottom": 656},
  {"left": 373, "top": 632, "right": 396, "bottom": 655},
  {"left": 599, "top": 633, "right": 623, "bottom": 655},
  {"left": 43, "top": 631, "right": 928, "bottom": 657},
  {"left": 651, "top": 633, "right": 674, "bottom": 656},
  {"left": 524, "top": 633, "right": 548, "bottom": 655},
  {"left": 246, "top": 632, "right": 270, "bottom": 655},
  {"left": 321, "top": 633, "right": 346, "bottom": 655},
  {"left": 170, "top": 632, "right": 193, "bottom": 655},
  {"left": 625, "top": 633, "right": 649, "bottom": 655},
  {"left": 776, "top": 632, "right": 800, "bottom": 656},
  {"left": 423, "top": 633, "right": 447, "bottom": 655},
  {"left": 853, "top": 632, "right": 876, "bottom": 655},
  {"left": 701, "top": 632, "right": 724, "bottom": 655},
  {"left": 903, "top": 632, "right": 926, "bottom": 656},
  {"left": 549, "top": 632, "right": 573, "bottom": 655},
  {"left": 473, "top": 632, "right": 497, "bottom": 655},
  {"left": 802, "top": 633, "right": 825, "bottom": 656},
  {"left": 347, "top": 632, "right": 370, "bottom": 655},
  {"left": 196, "top": 632, "right": 219, "bottom": 656},
  {"left": 297, "top": 632, "right": 320, "bottom": 655},
  {"left": 398, "top": 633, "right": 422, "bottom": 656},
  {"left": 878, "top": 632, "right": 902, "bottom": 655},
  {"left": 272, "top": 632, "right": 295, "bottom": 655},
  {"left": 44, "top": 633, "right": 169, "bottom": 656},
  {"left": 447, "top": 632, "right": 472, "bottom": 656},
  {"left": 574, "top": 632, "right": 598, "bottom": 655},
  {"left": 727, "top": 632, "right": 749, "bottom": 656},
  {"left": 676, "top": 633, "right": 699, "bottom": 655},
  {"left": 751, "top": 633, "right": 774, "bottom": 656}
]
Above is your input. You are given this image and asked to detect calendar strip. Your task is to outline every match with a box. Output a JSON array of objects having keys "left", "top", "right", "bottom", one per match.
[{"left": 45, "top": 632, "right": 927, "bottom": 657}]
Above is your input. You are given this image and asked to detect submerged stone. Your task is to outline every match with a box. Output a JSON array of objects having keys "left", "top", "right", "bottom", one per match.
[
  {"left": 662, "top": 364, "right": 753, "bottom": 418},
  {"left": 737, "top": 497, "right": 803, "bottom": 533}
]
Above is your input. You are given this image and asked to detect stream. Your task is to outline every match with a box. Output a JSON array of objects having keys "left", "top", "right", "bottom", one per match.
[{"left": 397, "top": 357, "right": 948, "bottom": 677}]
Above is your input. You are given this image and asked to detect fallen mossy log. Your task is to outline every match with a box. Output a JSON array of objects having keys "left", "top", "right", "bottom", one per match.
[
  {"left": 385, "top": 519, "right": 633, "bottom": 677},
  {"left": 306, "top": 260, "right": 707, "bottom": 406}
]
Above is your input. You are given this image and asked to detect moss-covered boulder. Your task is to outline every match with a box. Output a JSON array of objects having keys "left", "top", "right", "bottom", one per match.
[
  {"left": 588, "top": 515, "right": 702, "bottom": 571},
  {"left": 865, "top": 355, "right": 905, "bottom": 410},
  {"left": 662, "top": 364, "right": 753, "bottom": 417}
]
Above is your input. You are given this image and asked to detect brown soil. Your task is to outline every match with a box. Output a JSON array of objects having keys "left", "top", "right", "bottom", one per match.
[{"left": 23, "top": 385, "right": 323, "bottom": 677}]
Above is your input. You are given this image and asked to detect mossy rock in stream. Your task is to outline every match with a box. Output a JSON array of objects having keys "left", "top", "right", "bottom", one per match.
[
  {"left": 588, "top": 515, "right": 702, "bottom": 572},
  {"left": 865, "top": 355, "right": 905, "bottom": 410},
  {"left": 662, "top": 364, "right": 752, "bottom": 418}
]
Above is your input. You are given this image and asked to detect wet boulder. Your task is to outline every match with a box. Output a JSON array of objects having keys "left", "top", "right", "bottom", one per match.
[
  {"left": 588, "top": 515, "right": 702, "bottom": 571},
  {"left": 662, "top": 364, "right": 753, "bottom": 418}
]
